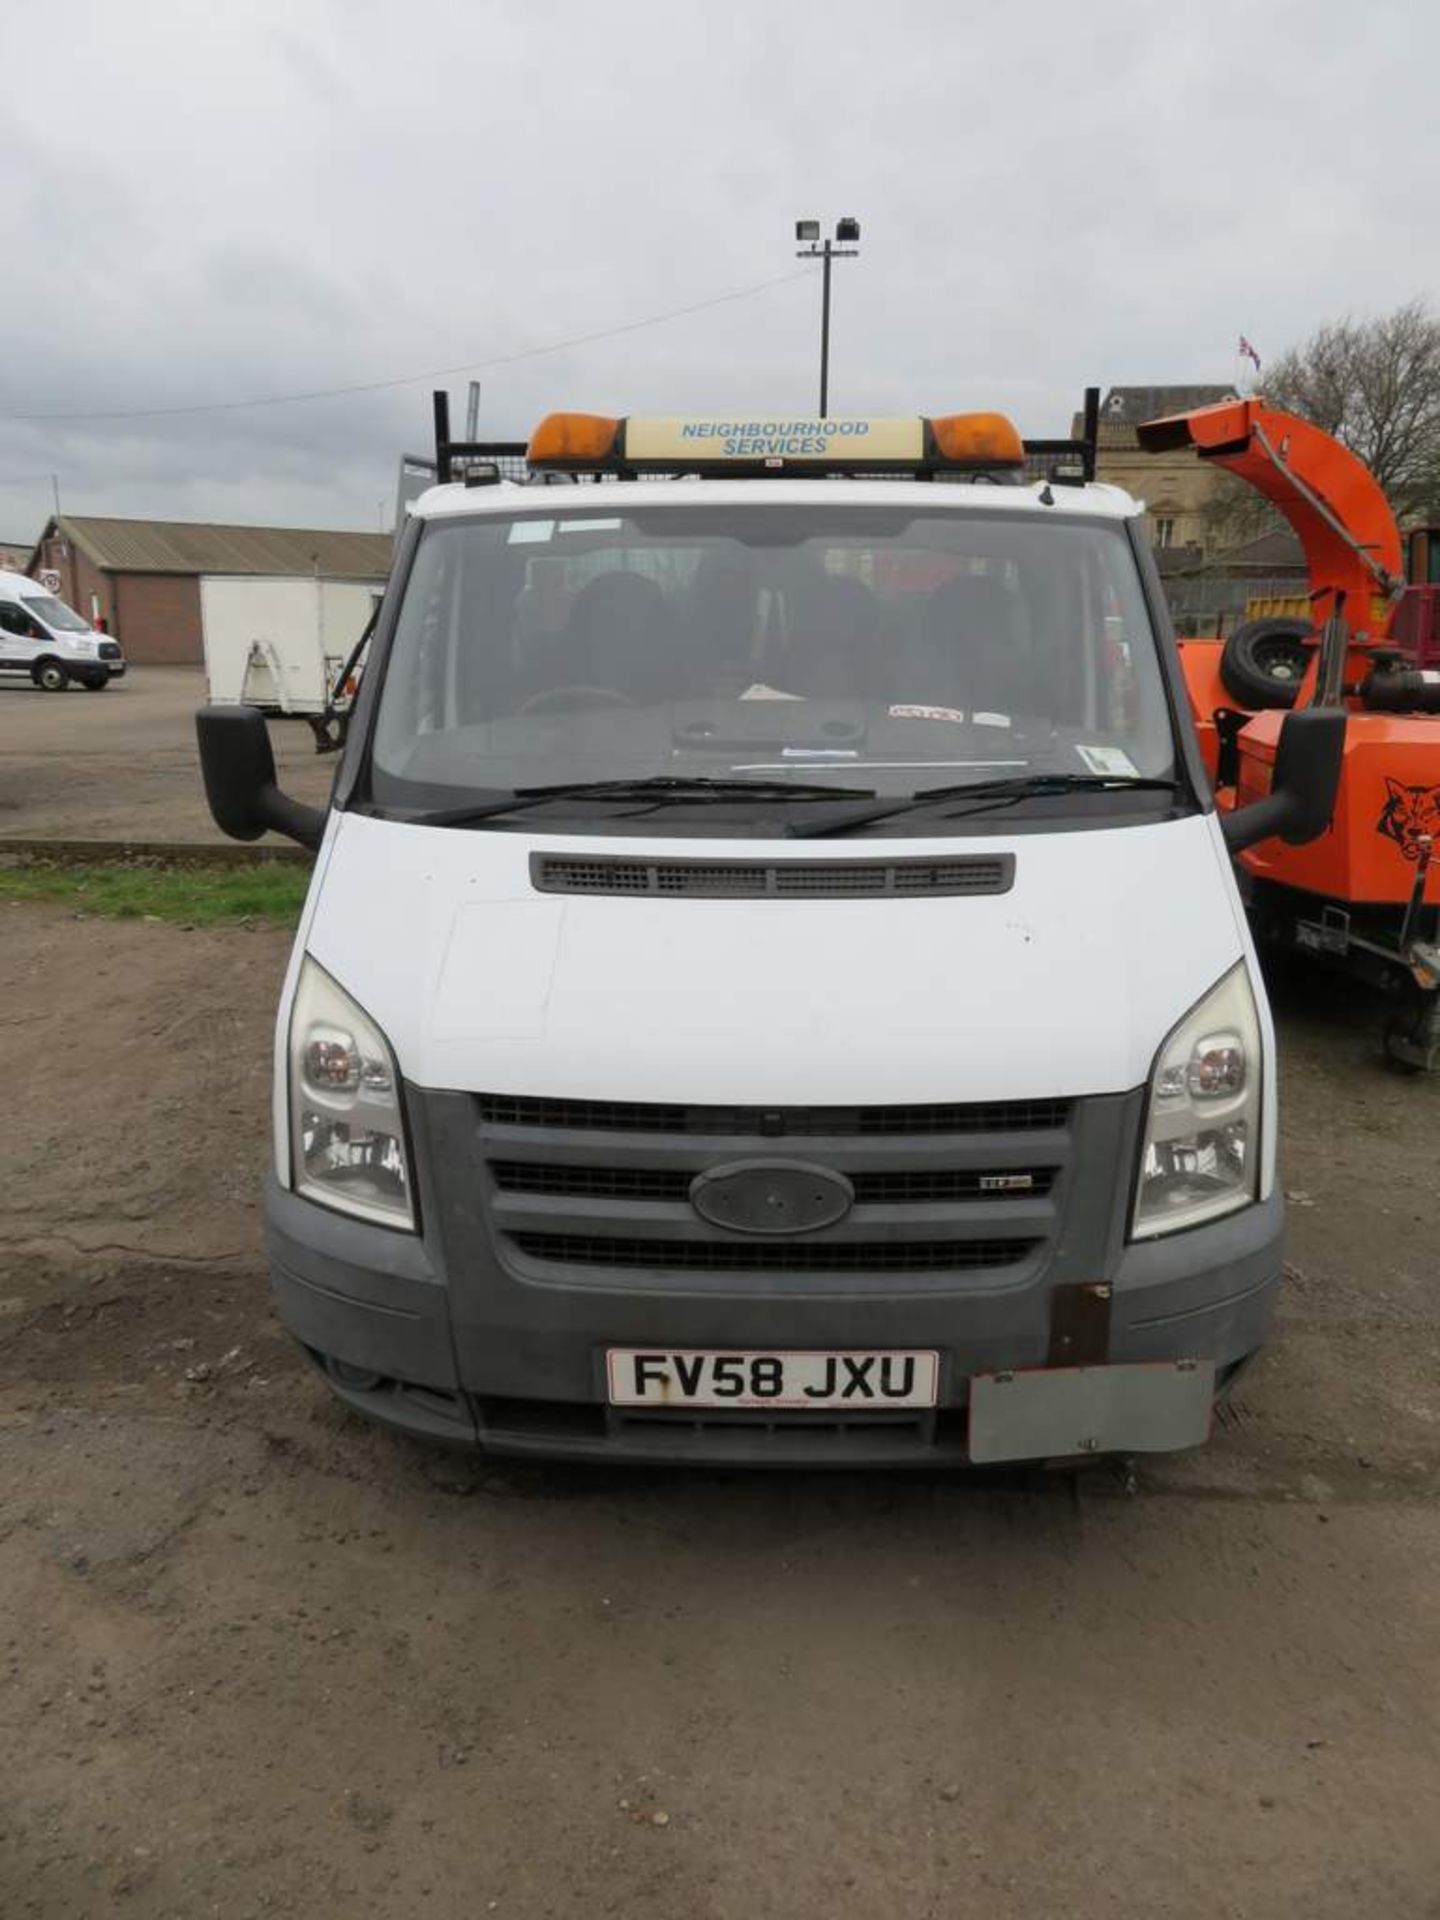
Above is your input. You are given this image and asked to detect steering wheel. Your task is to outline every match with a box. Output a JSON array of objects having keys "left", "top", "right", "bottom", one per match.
[{"left": 517, "top": 686, "right": 636, "bottom": 715}]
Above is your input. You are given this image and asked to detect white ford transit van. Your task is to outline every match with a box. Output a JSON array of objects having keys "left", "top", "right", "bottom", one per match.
[
  {"left": 197, "top": 398, "right": 1342, "bottom": 1465},
  {"left": 0, "top": 573, "right": 125, "bottom": 689}
]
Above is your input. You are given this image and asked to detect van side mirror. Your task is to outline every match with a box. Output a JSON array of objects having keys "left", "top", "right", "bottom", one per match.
[
  {"left": 195, "top": 705, "right": 325, "bottom": 851},
  {"left": 1221, "top": 708, "right": 1346, "bottom": 854}
]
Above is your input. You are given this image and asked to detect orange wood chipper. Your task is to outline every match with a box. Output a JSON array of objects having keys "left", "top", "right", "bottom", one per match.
[{"left": 1138, "top": 397, "right": 1440, "bottom": 1068}]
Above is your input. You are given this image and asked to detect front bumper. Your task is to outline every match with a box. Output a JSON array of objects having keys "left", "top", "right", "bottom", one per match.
[{"left": 265, "top": 1123, "right": 1284, "bottom": 1464}]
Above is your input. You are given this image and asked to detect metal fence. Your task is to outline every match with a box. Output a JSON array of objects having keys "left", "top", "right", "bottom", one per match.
[{"left": 1162, "top": 571, "right": 1309, "bottom": 634}]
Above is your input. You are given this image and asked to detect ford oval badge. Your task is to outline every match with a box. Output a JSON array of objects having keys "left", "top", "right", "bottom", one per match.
[{"left": 689, "top": 1160, "right": 854, "bottom": 1236}]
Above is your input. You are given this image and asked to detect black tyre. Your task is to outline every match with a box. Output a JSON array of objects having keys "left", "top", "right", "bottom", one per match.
[
  {"left": 79, "top": 674, "right": 108, "bottom": 691},
  {"left": 1219, "top": 617, "right": 1315, "bottom": 710},
  {"left": 32, "top": 658, "right": 69, "bottom": 692},
  {"left": 1384, "top": 984, "right": 1440, "bottom": 1073}
]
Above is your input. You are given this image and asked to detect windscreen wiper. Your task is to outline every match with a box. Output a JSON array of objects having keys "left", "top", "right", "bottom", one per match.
[
  {"left": 787, "top": 773, "right": 1183, "bottom": 839},
  {"left": 922, "top": 772, "right": 1182, "bottom": 807},
  {"left": 401, "top": 776, "right": 879, "bottom": 827}
]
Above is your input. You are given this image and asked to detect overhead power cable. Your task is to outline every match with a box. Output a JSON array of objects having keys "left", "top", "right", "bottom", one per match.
[{"left": 2, "top": 269, "right": 813, "bottom": 425}]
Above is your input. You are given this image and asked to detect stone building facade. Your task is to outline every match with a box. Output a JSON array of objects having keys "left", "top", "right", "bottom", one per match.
[{"left": 1074, "top": 385, "right": 1235, "bottom": 550}]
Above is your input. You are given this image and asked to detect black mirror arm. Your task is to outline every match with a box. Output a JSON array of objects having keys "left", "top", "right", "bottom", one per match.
[
  {"left": 1221, "top": 792, "right": 1307, "bottom": 853},
  {"left": 257, "top": 785, "right": 325, "bottom": 852}
]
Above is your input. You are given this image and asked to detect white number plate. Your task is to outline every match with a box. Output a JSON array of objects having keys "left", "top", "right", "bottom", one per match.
[{"left": 606, "top": 1348, "right": 939, "bottom": 1410}]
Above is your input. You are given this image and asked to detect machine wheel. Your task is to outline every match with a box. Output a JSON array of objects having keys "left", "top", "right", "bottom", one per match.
[
  {"left": 1384, "top": 983, "right": 1440, "bottom": 1073},
  {"left": 32, "top": 658, "right": 69, "bottom": 692},
  {"left": 79, "top": 674, "right": 109, "bottom": 691},
  {"left": 1219, "top": 618, "right": 1315, "bottom": 710}
]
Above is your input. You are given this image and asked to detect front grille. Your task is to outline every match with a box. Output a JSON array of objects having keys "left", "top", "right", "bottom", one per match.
[
  {"left": 511, "top": 1234, "right": 1036, "bottom": 1273},
  {"left": 478, "top": 1094, "right": 1069, "bottom": 1136},
  {"left": 491, "top": 1161, "right": 1055, "bottom": 1203},
  {"left": 478, "top": 1090, "right": 1070, "bottom": 1288},
  {"left": 531, "top": 853, "right": 1014, "bottom": 899},
  {"left": 98, "top": 642, "right": 122, "bottom": 659}
]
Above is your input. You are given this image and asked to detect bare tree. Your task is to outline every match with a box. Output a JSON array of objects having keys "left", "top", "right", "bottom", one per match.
[
  {"left": 1264, "top": 298, "right": 1440, "bottom": 515},
  {"left": 1196, "top": 299, "right": 1440, "bottom": 562},
  {"left": 1196, "top": 468, "right": 1286, "bottom": 560}
]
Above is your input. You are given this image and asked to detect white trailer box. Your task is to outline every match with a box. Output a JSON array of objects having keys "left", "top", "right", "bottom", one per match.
[{"left": 201, "top": 575, "right": 380, "bottom": 714}]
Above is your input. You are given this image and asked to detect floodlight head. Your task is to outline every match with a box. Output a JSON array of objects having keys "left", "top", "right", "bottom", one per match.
[
  {"left": 836, "top": 216, "right": 861, "bottom": 243},
  {"left": 795, "top": 218, "right": 820, "bottom": 242}
]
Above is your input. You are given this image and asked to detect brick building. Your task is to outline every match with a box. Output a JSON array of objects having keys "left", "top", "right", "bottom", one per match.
[{"left": 26, "top": 516, "right": 393, "bottom": 665}]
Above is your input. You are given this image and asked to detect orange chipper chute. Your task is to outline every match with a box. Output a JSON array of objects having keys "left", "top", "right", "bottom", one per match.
[{"left": 1137, "top": 397, "right": 1403, "bottom": 637}]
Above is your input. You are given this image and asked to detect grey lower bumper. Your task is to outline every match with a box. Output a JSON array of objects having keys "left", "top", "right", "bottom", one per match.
[{"left": 265, "top": 1175, "right": 1284, "bottom": 1462}]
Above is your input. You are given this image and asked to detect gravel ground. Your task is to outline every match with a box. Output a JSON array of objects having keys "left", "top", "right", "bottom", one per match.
[
  {"left": 1, "top": 904, "right": 1438, "bottom": 1918},
  {"left": 0, "top": 667, "right": 333, "bottom": 843}
]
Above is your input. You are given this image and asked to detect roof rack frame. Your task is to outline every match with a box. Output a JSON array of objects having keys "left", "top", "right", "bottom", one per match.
[
  {"left": 1022, "top": 386, "right": 1099, "bottom": 484},
  {"left": 432, "top": 391, "right": 527, "bottom": 484},
  {"left": 429, "top": 386, "right": 1101, "bottom": 485}
]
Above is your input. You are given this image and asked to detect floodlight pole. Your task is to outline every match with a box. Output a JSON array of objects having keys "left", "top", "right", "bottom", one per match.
[
  {"left": 796, "top": 223, "right": 860, "bottom": 417},
  {"left": 819, "top": 241, "right": 833, "bottom": 418}
]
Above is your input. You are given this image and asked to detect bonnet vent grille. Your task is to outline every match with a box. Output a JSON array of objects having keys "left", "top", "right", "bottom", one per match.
[{"left": 531, "top": 853, "right": 1014, "bottom": 899}]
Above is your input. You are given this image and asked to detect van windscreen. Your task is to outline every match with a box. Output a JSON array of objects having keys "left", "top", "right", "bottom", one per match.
[
  {"left": 368, "top": 504, "right": 1179, "bottom": 820},
  {"left": 24, "top": 594, "right": 91, "bottom": 633}
]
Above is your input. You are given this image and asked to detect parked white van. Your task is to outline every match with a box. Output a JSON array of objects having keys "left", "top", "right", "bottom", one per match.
[
  {"left": 0, "top": 573, "right": 125, "bottom": 689},
  {"left": 197, "top": 397, "right": 1343, "bottom": 1466}
]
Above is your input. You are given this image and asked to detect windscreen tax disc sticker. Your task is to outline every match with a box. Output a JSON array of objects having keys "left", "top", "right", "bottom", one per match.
[
  {"left": 1076, "top": 744, "right": 1139, "bottom": 776},
  {"left": 889, "top": 703, "right": 967, "bottom": 724}
]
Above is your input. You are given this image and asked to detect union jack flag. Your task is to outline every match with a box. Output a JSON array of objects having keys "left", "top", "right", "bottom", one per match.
[{"left": 1238, "top": 335, "right": 1262, "bottom": 373}]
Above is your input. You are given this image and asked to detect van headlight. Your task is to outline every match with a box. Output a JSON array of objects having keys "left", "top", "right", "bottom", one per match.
[
  {"left": 288, "top": 957, "right": 414, "bottom": 1229},
  {"left": 1132, "top": 964, "right": 1261, "bottom": 1240}
]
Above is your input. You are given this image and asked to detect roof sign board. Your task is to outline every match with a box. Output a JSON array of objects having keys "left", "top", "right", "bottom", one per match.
[{"left": 624, "top": 416, "right": 925, "bottom": 464}]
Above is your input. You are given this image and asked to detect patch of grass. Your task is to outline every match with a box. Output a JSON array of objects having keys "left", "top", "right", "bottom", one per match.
[{"left": 0, "top": 862, "right": 311, "bottom": 927}]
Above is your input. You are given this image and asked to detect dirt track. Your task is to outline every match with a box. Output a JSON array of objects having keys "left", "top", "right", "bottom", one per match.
[{"left": 2, "top": 905, "right": 1439, "bottom": 1919}]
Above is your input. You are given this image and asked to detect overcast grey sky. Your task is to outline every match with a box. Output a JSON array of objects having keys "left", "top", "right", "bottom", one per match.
[{"left": 2, "top": 0, "right": 1436, "bottom": 540}]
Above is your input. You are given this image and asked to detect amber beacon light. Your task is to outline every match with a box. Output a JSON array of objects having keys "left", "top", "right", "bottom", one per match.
[
  {"left": 928, "top": 413, "right": 1026, "bottom": 469},
  {"left": 527, "top": 413, "right": 621, "bottom": 468}
]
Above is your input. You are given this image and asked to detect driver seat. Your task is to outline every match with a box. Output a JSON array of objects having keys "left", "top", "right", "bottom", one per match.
[
  {"left": 910, "top": 571, "right": 1029, "bottom": 719},
  {"left": 561, "top": 571, "right": 670, "bottom": 700},
  {"left": 783, "top": 573, "right": 878, "bottom": 699}
]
